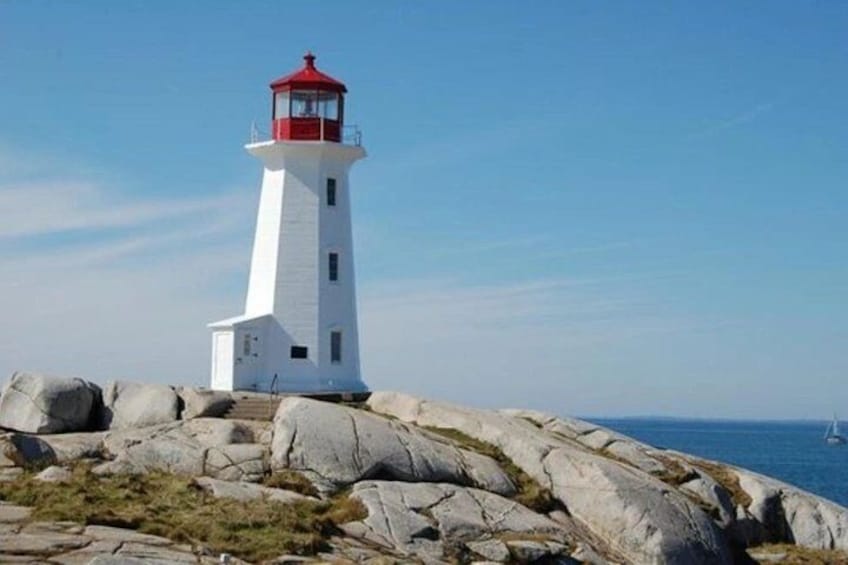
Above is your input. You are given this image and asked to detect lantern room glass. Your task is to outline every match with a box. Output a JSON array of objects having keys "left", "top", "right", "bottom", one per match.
[
  {"left": 291, "top": 90, "right": 319, "bottom": 117},
  {"left": 318, "top": 92, "right": 339, "bottom": 120},
  {"left": 274, "top": 92, "right": 289, "bottom": 120}
]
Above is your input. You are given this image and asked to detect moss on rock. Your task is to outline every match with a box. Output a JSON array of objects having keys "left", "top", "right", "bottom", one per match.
[
  {"left": 424, "top": 426, "right": 559, "bottom": 514},
  {"left": 0, "top": 464, "right": 364, "bottom": 562}
]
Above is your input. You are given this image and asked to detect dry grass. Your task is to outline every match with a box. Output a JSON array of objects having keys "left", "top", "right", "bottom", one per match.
[
  {"left": 323, "top": 493, "right": 368, "bottom": 525},
  {"left": 425, "top": 426, "right": 559, "bottom": 514},
  {"left": 0, "top": 465, "right": 365, "bottom": 562},
  {"left": 688, "top": 459, "right": 753, "bottom": 508},
  {"left": 651, "top": 454, "right": 700, "bottom": 487},
  {"left": 262, "top": 469, "right": 320, "bottom": 498},
  {"left": 748, "top": 543, "right": 848, "bottom": 564},
  {"left": 519, "top": 416, "right": 544, "bottom": 429}
]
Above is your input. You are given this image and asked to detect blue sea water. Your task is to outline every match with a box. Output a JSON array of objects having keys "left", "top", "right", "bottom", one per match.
[{"left": 590, "top": 418, "right": 848, "bottom": 508}]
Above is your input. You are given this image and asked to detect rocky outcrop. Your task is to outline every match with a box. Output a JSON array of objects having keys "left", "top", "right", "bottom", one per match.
[
  {"left": 504, "top": 407, "right": 672, "bottom": 475},
  {"left": 344, "top": 480, "right": 566, "bottom": 561},
  {"left": 2, "top": 383, "right": 848, "bottom": 564},
  {"left": 369, "top": 392, "right": 732, "bottom": 564},
  {"left": 34, "top": 465, "right": 73, "bottom": 483},
  {"left": 100, "top": 380, "right": 179, "bottom": 429},
  {"left": 0, "top": 516, "right": 214, "bottom": 564},
  {"left": 205, "top": 443, "right": 268, "bottom": 482},
  {"left": 176, "top": 387, "right": 233, "bottom": 419},
  {"left": 193, "top": 476, "right": 314, "bottom": 504},
  {"left": 95, "top": 418, "right": 267, "bottom": 481},
  {"left": 271, "top": 397, "right": 516, "bottom": 496},
  {"left": 0, "top": 372, "right": 99, "bottom": 434},
  {"left": 735, "top": 467, "right": 848, "bottom": 550}
]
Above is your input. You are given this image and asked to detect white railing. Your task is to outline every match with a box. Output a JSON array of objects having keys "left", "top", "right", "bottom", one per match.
[
  {"left": 343, "top": 124, "right": 363, "bottom": 147},
  {"left": 249, "top": 120, "right": 362, "bottom": 147},
  {"left": 250, "top": 121, "right": 265, "bottom": 144}
]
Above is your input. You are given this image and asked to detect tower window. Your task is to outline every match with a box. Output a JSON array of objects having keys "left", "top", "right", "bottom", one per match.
[
  {"left": 331, "top": 331, "right": 342, "bottom": 363},
  {"left": 290, "top": 346, "right": 308, "bottom": 359},
  {"left": 327, "top": 178, "right": 337, "bottom": 207},
  {"left": 291, "top": 90, "right": 318, "bottom": 117},
  {"left": 274, "top": 92, "right": 290, "bottom": 119},
  {"left": 328, "top": 252, "right": 339, "bottom": 282}
]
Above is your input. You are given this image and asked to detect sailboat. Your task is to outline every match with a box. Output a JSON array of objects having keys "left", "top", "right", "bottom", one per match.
[{"left": 824, "top": 414, "right": 847, "bottom": 445}]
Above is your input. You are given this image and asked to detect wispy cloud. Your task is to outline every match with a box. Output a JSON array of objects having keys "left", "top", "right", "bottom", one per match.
[
  {"left": 358, "top": 276, "right": 723, "bottom": 413},
  {"left": 430, "top": 235, "right": 553, "bottom": 257},
  {"left": 686, "top": 101, "right": 778, "bottom": 140},
  {"left": 0, "top": 146, "right": 730, "bottom": 418},
  {"left": 0, "top": 181, "right": 243, "bottom": 239},
  {"left": 0, "top": 145, "right": 253, "bottom": 385}
]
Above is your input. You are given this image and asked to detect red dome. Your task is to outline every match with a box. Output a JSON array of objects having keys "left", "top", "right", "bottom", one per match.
[{"left": 270, "top": 52, "right": 347, "bottom": 94}]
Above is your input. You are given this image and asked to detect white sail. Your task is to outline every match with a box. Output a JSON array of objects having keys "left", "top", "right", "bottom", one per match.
[{"left": 825, "top": 414, "right": 846, "bottom": 444}]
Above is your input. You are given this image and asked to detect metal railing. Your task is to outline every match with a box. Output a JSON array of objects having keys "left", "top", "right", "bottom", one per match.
[
  {"left": 268, "top": 373, "right": 279, "bottom": 417},
  {"left": 249, "top": 120, "right": 362, "bottom": 147},
  {"left": 342, "top": 124, "right": 363, "bottom": 147},
  {"left": 250, "top": 121, "right": 265, "bottom": 144}
]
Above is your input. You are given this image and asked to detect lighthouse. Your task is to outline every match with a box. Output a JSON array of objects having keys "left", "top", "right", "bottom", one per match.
[{"left": 208, "top": 53, "right": 368, "bottom": 396}]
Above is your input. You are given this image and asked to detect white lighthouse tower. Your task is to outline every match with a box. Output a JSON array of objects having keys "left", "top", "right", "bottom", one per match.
[{"left": 209, "top": 53, "right": 368, "bottom": 396}]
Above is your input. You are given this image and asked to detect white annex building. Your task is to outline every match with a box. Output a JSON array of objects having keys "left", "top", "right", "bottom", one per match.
[{"left": 209, "top": 53, "right": 368, "bottom": 396}]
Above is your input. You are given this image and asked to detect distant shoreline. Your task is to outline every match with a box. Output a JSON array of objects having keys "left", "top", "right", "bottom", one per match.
[{"left": 585, "top": 415, "right": 833, "bottom": 425}]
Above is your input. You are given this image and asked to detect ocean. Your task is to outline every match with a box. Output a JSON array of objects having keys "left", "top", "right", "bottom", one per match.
[{"left": 591, "top": 418, "right": 848, "bottom": 508}]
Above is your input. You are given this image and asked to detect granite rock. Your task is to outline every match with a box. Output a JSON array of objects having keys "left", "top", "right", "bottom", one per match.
[
  {"left": 100, "top": 380, "right": 179, "bottom": 430},
  {"left": 369, "top": 392, "right": 732, "bottom": 565},
  {"left": 177, "top": 387, "right": 233, "bottom": 420},
  {"left": 271, "top": 397, "right": 516, "bottom": 495},
  {"left": 347, "top": 480, "right": 564, "bottom": 560},
  {"left": 0, "top": 372, "right": 99, "bottom": 434},
  {"left": 193, "top": 476, "right": 314, "bottom": 504}
]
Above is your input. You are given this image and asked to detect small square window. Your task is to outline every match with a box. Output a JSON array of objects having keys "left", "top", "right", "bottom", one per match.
[
  {"left": 329, "top": 252, "right": 339, "bottom": 282},
  {"left": 327, "top": 178, "right": 337, "bottom": 207},
  {"left": 331, "top": 331, "right": 342, "bottom": 364},
  {"left": 290, "top": 346, "right": 308, "bottom": 359}
]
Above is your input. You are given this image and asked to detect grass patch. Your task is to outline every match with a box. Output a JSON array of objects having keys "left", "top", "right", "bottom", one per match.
[
  {"left": 425, "top": 426, "right": 559, "bottom": 514},
  {"left": 323, "top": 493, "right": 368, "bottom": 525},
  {"left": 262, "top": 469, "right": 320, "bottom": 498},
  {"left": 748, "top": 543, "right": 848, "bottom": 564},
  {"left": 0, "top": 465, "right": 365, "bottom": 562},
  {"left": 341, "top": 401, "right": 372, "bottom": 411},
  {"left": 519, "top": 416, "right": 544, "bottom": 429},
  {"left": 651, "top": 454, "right": 700, "bottom": 487},
  {"left": 646, "top": 454, "right": 731, "bottom": 520},
  {"left": 688, "top": 459, "right": 753, "bottom": 508}
]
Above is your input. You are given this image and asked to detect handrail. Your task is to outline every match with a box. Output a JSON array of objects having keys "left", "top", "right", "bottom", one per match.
[
  {"left": 268, "top": 373, "right": 279, "bottom": 418},
  {"left": 342, "top": 124, "right": 363, "bottom": 147},
  {"left": 249, "top": 120, "right": 363, "bottom": 147}
]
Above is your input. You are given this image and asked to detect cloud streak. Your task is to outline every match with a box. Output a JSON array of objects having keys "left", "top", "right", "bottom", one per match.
[
  {"left": 0, "top": 145, "right": 740, "bottom": 418},
  {"left": 0, "top": 181, "right": 244, "bottom": 239},
  {"left": 686, "top": 101, "right": 778, "bottom": 140}
]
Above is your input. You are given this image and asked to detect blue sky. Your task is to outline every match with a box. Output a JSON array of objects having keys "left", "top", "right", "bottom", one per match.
[{"left": 1, "top": 2, "right": 846, "bottom": 419}]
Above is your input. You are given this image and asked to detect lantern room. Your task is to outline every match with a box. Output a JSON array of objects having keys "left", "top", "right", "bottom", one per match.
[{"left": 270, "top": 52, "right": 346, "bottom": 143}]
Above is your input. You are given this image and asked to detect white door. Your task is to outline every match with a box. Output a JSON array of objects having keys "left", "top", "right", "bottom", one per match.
[
  {"left": 236, "top": 327, "right": 263, "bottom": 388},
  {"left": 211, "top": 331, "right": 234, "bottom": 391}
]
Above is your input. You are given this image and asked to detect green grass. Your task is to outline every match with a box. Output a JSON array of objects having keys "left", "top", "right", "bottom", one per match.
[
  {"left": 424, "top": 426, "right": 559, "bottom": 514},
  {"left": 0, "top": 465, "right": 366, "bottom": 562}
]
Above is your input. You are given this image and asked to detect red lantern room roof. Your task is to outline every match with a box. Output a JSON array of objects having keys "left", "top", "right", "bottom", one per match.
[{"left": 269, "top": 52, "right": 347, "bottom": 94}]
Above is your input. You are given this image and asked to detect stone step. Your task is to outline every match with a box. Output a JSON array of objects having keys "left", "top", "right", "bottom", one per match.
[
  {"left": 219, "top": 391, "right": 371, "bottom": 421},
  {"left": 222, "top": 397, "right": 282, "bottom": 421}
]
